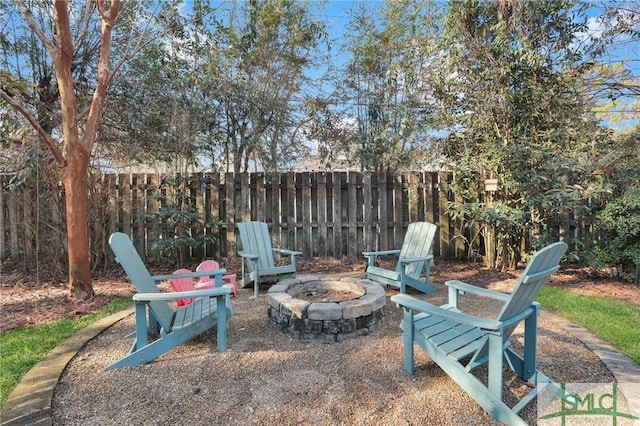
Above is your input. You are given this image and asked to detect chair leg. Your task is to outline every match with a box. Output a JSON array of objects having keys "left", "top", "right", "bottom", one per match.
[
  {"left": 216, "top": 296, "right": 227, "bottom": 351},
  {"left": 522, "top": 307, "right": 538, "bottom": 381},
  {"left": 402, "top": 308, "right": 415, "bottom": 375},
  {"left": 487, "top": 332, "right": 503, "bottom": 400},
  {"left": 254, "top": 276, "right": 260, "bottom": 298}
]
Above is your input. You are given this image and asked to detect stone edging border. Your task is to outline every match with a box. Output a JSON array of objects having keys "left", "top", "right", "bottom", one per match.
[
  {"left": 542, "top": 309, "right": 640, "bottom": 417},
  {"left": 0, "top": 308, "right": 134, "bottom": 426}
]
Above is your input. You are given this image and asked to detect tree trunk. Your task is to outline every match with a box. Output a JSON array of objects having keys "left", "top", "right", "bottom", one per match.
[
  {"left": 61, "top": 144, "right": 94, "bottom": 299},
  {"left": 53, "top": 1, "right": 94, "bottom": 299}
]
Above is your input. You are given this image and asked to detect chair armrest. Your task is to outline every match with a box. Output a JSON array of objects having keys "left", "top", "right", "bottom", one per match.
[
  {"left": 390, "top": 294, "right": 503, "bottom": 331},
  {"left": 362, "top": 249, "right": 401, "bottom": 258},
  {"left": 133, "top": 286, "right": 231, "bottom": 302},
  {"left": 152, "top": 269, "right": 227, "bottom": 282},
  {"left": 273, "top": 248, "right": 303, "bottom": 256},
  {"left": 238, "top": 251, "right": 259, "bottom": 260},
  {"left": 400, "top": 254, "right": 434, "bottom": 264},
  {"left": 445, "top": 280, "right": 511, "bottom": 302}
]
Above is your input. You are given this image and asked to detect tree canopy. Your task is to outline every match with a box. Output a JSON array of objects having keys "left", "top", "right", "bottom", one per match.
[{"left": 1, "top": 0, "right": 638, "bottom": 292}]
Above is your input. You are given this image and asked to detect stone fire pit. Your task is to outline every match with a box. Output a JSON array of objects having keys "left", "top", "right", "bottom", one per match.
[{"left": 267, "top": 275, "right": 387, "bottom": 343}]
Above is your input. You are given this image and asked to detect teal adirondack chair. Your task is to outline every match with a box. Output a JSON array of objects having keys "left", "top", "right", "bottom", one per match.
[
  {"left": 237, "top": 221, "right": 302, "bottom": 297},
  {"left": 363, "top": 222, "right": 438, "bottom": 294},
  {"left": 391, "top": 241, "right": 568, "bottom": 425},
  {"left": 107, "top": 232, "right": 233, "bottom": 370}
]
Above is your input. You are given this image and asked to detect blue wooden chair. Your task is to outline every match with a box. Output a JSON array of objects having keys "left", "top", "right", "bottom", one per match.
[
  {"left": 237, "top": 221, "right": 302, "bottom": 297},
  {"left": 363, "top": 221, "right": 438, "bottom": 294},
  {"left": 107, "top": 232, "right": 233, "bottom": 370},
  {"left": 391, "top": 241, "right": 568, "bottom": 425}
]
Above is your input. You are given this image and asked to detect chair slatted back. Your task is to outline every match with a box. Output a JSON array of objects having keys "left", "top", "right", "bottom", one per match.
[
  {"left": 109, "top": 232, "right": 175, "bottom": 330},
  {"left": 398, "top": 222, "right": 438, "bottom": 278},
  {"left": 474, "top": 241, "right": 567, "bottom": 361},
  {"left": 498, "top": 242, "right": 567, "bottom": 323},
  {"left": 238, "top": 221, "right": 276, "bottom": 270}
]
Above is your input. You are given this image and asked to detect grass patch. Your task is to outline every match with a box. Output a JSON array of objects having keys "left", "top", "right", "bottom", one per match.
[
  {"left": 0, "top": 297, "right": 131, "bottom": 409},
  {"left": 538, "top": 286, "right": 640, "bottom": 365}
]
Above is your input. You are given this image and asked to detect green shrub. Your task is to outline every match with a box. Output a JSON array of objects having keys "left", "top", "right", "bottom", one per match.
[
  {"left": 141, "top": 176, "right": 221, "bottom": 267},
  {"left": 589, "top": 187, "right": 640, "bottom": 284}
]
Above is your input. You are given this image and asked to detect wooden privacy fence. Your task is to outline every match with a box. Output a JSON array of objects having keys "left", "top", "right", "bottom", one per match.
[{"left": 1, "top": 171, "right": 467, "bottom": 265}]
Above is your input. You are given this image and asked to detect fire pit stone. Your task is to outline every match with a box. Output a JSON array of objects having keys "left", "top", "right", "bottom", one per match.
[{"left": 267, "top": 274, "right": 387, "bottom": 343}]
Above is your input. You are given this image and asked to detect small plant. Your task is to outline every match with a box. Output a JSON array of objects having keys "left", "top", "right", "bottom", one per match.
[{"left": 142, "top": 177, "right": 220, "bottom": 267}]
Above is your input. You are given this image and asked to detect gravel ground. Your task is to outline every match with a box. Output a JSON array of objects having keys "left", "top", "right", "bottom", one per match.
[{"left": 51, "top": 274, "right": 614, "bottom": 426}]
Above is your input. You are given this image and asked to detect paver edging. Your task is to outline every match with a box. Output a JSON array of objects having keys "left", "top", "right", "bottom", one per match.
[{"left": 0, "top": 308, "right": 133, "bottom": 426}]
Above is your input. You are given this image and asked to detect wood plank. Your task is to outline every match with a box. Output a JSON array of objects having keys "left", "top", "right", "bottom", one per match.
[
  {"left": 131, "top": 174, "right": 144, "bottom": 255},
  {"left": 255, "top": 173, "right": 266, "bottom": 222},
  {"left": 394, "top": 173, "right": 404, "bottom": 248},
  {"left": 425, "top": 172, "right": 440, "bottom": 257},
  {"left": 408, "top": 172, "right": 419, "bottom": 223},
  {"left": 225, "top": 173, "right": 235, "bottom": 257},
  {"left": 268, "top": 173, "right": 280, "bottom": 225},
  {"left": 104, "top": 173, "right": 117, "bottom": 240},
  {"left": 191, "top": 173, "right": 204, "bottom": 261},
  {"left": 22, "top": 186, "right": 33, "bottom": 257},
  {"left": 332, "top": 171, "right": 343, "bottom": 257},
  {"left": 316, "top": 172, "right": 327, "bottom": 257},
  {"left": 145, "top": 174, "right": 160, "bottom": 261},
  {"left": 309, "top": 172, "right": 317, "bottom": 256},
  {"left": 302, "top": 172, "right": 312, "bottom": 256},
  {"left": 203, "top": 173, "right": 217, "bottom": 259},
  {"left": 454, "top": 182, "right": 466, "bottom": 258},
  {"left": 439, "top": 172, "right": 452, "bottom": 258},
  {"left": 295, "top": 173, "right": 303, "bottom": 252},
  {"left": 240, "top": 172, "right": 250, "bottom": 222},
  {"left": 425, "top": 172, "right": 435, "bottom": 224},
  {"left": 348, "top": 171, "right": 357, "bottom": 257},
  {"left": 285, "top": 172, "right": 296, "bottom": 251},
  {"left": 120, "top": 173, "right": 132, "bottom": 236},
  {"left": 363, "top": 173, "right": 373, "bottom": 252},
  {"left": 378, "top": 172, "right": 388, "bottom": 251}
]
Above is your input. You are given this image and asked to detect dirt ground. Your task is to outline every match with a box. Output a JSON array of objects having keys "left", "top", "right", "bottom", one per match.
[
  {"left": 1, "top": 257, "right": 639, "bottom": 334},
  {"left": 0, "top": 258, "right": 640, "bottom": 332}
]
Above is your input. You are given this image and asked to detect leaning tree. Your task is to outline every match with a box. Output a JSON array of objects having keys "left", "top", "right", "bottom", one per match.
[{"left": 0, "top": 0, "right": 151, "bottom": 299}]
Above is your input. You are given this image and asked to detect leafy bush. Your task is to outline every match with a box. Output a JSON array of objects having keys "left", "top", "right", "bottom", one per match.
[
  {"left": 589, "top": 187, "right": 640, "bottom": 284},
  {"left": 141, "top": 177, "right": 220, "bottom": 267}
]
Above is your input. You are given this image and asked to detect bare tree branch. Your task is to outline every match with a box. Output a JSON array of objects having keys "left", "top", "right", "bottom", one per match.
[
  {"left": 74, "top": 0, "right": 96, "bottom": 46},
  {"left": 83, "top": 0, "right": 121, "bottom": 152},
  {"left": 0, "top": 89, "right": 66, "bottom": 166},
  {"left": 110, "top": 1, "right": 163, "bottom": 81},
  {"left": 14, "top": 0, "right": 57, "bottom": 56}
]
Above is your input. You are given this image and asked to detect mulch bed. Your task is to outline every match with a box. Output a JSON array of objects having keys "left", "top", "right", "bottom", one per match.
[{"left": 1, "top": 257, "right": 638, "bottom": 333}]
